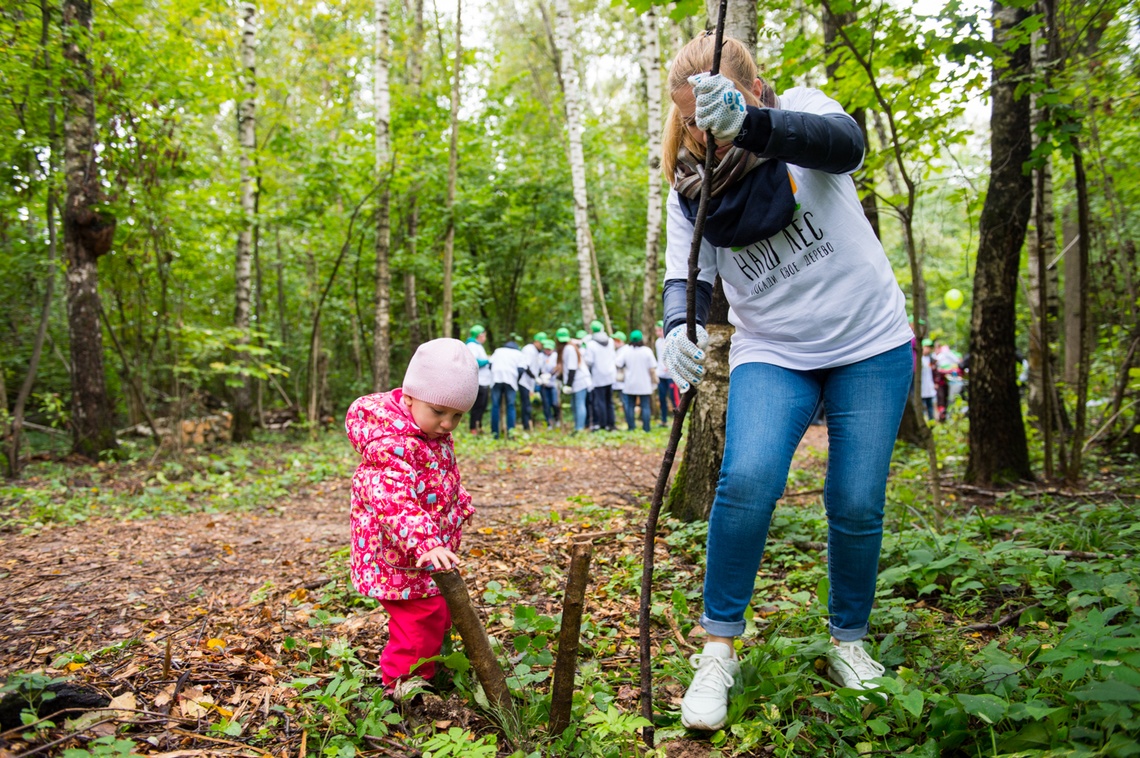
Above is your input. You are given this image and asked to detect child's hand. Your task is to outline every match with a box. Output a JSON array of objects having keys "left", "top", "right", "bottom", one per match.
[{"left": 418, "top": 545, "right": 460, "bottom": 571}]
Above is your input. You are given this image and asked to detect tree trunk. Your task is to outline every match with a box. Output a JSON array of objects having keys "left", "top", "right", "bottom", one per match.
[
  {"left": 232, "top": 1, "right": 257, "bottom": 442},
  {"left": 551, "top": 0, "right": 595, "bottom": 327},
  {"left": 62, "top": 0, "right": 117, "bottom": 459},
  {"left": 372, "top": 0, "right": 392, "bottom": 391},
  {"left": 704, "top": 0, "right": 756, "bottom": 49},
  {"left": 666, "top": 288, "right": 731, "bottom": 521},
  {"left": 1064, "top": 138, "right": 1091, "bottom": 483},
  {"left": 9, "top": 4, "right": 60, "bottom": 477},
  {"left": 639, "top": 8, "right": 663, "bottom": 335},
  {"left": 965, "top": 1, "right": 1033, "bottom": 485},
  {"left": 441, "top": 0, "right": 461, "bottom": 340},
  {"left": 667, "top": 0, "right": 756, "bottom": 521},
  {"left": 403, "top": 0, "right": 425, "bottom": 347}
]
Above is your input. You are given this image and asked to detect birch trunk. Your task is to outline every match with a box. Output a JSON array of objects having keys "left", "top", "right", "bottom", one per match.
[
  {"left": 372, "top": 0, "right": 392, "bottom": 391},
  {"left": 9, "top": 3, "right": 61, "bottom": 476},
  {"left": 232, "top": 1, "right": 257, "bottom": 442},
  {"left": 404, "top": 0, "right": 425, "bottom": 345},
  {"left": 705, "top": 0, "right": 756, "bottom": 48},
  {"left": 441, "top": 0, "right": 462, "bottom": 339},
  {"left": 551, "top": 0, "right": 595, "bottom": 326},
  {"left": 61, "top": 0, "right": 117, "bottom": 459},
  {"left": 965, "top": 1, "right": 1033, "bottom": 485},
  {"left": 639, "top": 8, "right": 663, "bottom": 334}
]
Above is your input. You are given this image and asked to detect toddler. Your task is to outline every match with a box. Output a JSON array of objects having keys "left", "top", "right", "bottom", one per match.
[{"left": 345, "top": 338, "right": 478, "bottom": 694}]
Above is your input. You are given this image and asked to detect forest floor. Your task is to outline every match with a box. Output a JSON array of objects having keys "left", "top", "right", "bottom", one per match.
[{"left": 0, "top": 425, "right": 829, "bottom": 757}]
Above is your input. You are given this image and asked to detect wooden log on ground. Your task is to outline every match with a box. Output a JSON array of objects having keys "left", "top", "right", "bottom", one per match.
[
  {"left": 549, "top": 541, "right": 593, "bottom": 735},
  {"left": 431, "top": 568, "right": 515, "bottom": 717}
]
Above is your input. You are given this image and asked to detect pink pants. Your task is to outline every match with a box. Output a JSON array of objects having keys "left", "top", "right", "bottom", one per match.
[{"left": 378, "top": 595, "right": 451, "bottom": 685}]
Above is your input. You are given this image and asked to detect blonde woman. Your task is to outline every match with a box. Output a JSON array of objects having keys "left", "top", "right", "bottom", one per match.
[{"left": 659, "top": 34, "right": 914, "bottom": 730}]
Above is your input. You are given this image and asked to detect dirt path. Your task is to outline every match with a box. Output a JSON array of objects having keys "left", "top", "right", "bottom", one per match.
[
  {"left": 0, "top": 428, "right": 827, "bottom": 758},
  {"left": 0, "top": 428, "right": 827, "bottom": 677}
]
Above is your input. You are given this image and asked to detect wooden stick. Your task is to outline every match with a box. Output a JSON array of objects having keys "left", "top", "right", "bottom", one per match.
[
  {"left": 639, "top": 1, "right": 730, "bottom": 747},
  {"left": 432, "top": 568, "right": 515, "bottom": 717},
  {"left": 549, "top": 541, "right": 593, "bottom": 735}
]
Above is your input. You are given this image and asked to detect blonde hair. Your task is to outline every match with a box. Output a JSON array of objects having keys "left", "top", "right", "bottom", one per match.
[{"left": 662, "top": 35, "right": 767, "bottom": 183}]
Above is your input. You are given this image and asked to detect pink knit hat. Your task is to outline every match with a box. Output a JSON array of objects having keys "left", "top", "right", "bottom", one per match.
[{"left": 401, "top": 338, "right": 479, "bottom": 411}]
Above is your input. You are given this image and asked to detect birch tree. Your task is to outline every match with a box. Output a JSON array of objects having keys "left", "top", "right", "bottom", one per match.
[
  {"left": 372, "top": 0, "right": 392, "bottom": 390},
  {"left": 551, "top": 0, "right": 595, "bottom": 326},
  {"left": 403, "top": 0, "right": 425, "bottom": 346},
  {"left": 61, "top": 0, "right": 117, "bottom": 459},
  {"left": 639, "top": 7, "right": 663, "bottom": 334},
  {"left": 232, "top": 1, "right": 257, "bottom": 442},
  {"left": 441, "top": 0, "right": 462, "bottom": 339}
]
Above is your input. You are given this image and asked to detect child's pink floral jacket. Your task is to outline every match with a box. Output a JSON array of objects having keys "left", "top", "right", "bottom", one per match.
[{"left": 346, "top": 388, "right": 474, "bottom": 601}]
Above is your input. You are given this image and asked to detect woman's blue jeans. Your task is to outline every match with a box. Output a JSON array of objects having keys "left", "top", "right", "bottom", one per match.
[
  {"left": 572, "top": 389, "right": 588, "bottom": 430},
  {"left": 700, "top": 342, "right": 913, "bottom": 642},
  {"left": 539, "top": 386, "right": 558, "bottom": 426},
  {"left": 490, "top": 383, "right": 516, "bottom": 438}
]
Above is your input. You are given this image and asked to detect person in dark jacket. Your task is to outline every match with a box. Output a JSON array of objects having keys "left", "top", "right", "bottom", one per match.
[{"left": 660, "top": 34, "right": 914, "bottom": 731}]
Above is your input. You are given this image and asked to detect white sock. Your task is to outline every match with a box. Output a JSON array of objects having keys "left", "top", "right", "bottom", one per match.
[{"left": 702, "top": 641, "right": 734, "bottom": 659}]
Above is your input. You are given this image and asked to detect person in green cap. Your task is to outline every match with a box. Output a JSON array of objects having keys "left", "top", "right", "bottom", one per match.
[
  {"left": 584, "top": 320, "right": 617, "bottom": 431},
  {"left": 617, "top": 329, "right": 657, "bottom": 431},
  {"left": 517, "top": 332, "right": 545, "bottom": 432},
  {"left": 557, "top": 327, "right": 589, "bottom": 431},
  {"left": 612, "top": 331, "right": 630, "bottom": 423},
  {"left": 465, "top": 325, "right": 491, "bottom": 433},
  {"left": 537, "top": 338, "right": 559, "bottom": 428}
]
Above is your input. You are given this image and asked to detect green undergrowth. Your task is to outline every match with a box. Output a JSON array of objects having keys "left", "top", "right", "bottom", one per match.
[{"left": 290, "top": 433, "right": 1139, "bottom": 756}]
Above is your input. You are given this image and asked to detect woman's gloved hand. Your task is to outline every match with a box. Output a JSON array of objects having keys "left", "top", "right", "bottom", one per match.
[
  {"left": 688, "top": 73, "right": 747, "bottom": 141},
  {"left": 663, "top": 325, "right": 710, "bottom": 393}
]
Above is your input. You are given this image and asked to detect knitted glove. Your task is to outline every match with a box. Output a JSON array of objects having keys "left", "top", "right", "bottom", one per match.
[
  {"left": 663, "top": 325, "right": 710, "bottom": 393},
  {"left": 689, "top": 73, "right": 747, "bottom": 141}
]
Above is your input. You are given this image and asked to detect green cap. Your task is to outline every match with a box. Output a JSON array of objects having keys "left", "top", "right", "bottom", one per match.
[
  {"left": 542, "top": 339, "right": 556, "bottom": 350},
  {"left": 576, "top": 329, "right": 588, "bottom": 340},
  {"left": 613, "top": 331, "right": 627, "bottom": 342},
  {"left": 533, "top": 331, "right": 547, "bottom": 342},
  {"left": 921, "top": 338, "right": 933, "bottom": 346},
  {"left": 555, "top": 327, "right": 571, "bottom": 342},
  {"left": 656, "top": 320, "right": 663, "bottom": 328},
  {"left": 630, "top": 329, "right": 643, "bottom": 341},
  {"left": 590, "top": 320, "right": 604, "bottom": 333},
  {"left": 469, "top": 324, "right": 485, "bottom": 338}
]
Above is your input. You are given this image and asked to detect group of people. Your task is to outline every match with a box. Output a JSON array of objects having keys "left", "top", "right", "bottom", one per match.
[
  {"left": 345, "top": 31, "right": 926, "bottom": 733},
  {"left": 460, "top": 322, "right": 680, "bottom": 438},
  {"left": 918, "top": 338, "right": 966, "bottom": 422}
]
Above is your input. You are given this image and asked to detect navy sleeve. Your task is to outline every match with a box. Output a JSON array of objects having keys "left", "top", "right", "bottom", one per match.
[
  {"left": 733, "top": 105, "right": 864, "bottom": 174},
  {"left": 662, "top": 278, "right": 713, "bottom": 337}
]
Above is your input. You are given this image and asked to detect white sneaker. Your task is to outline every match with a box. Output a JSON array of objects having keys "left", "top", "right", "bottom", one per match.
[
  {"left": 680, "top": 642, "right": 739, "bottom": 730},
  {"left": 827, "top": 640, "right": 886, "bottom": 694}
]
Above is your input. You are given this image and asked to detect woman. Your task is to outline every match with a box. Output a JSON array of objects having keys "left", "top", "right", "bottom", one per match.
[{"left": 659, "top": 34, "right": 914, "bottom": 731}]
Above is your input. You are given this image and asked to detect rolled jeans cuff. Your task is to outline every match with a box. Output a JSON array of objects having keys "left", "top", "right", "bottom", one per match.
[
  {"left": 700, "top": 613, "right": 746, "bottom": 638},
  {"left": 829, "top": 621, "right": 868, "bottom": 642}
]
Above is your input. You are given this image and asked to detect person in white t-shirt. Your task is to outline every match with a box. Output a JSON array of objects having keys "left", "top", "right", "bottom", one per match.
[
  {"left": 584, "top": 320, "right": 617, "bottom": 431},
  {"left": 920, "top": 340, "right": 936, "bottom": 420},
  {"left": 660, "top": 35, "right": 915, "bottom": 731},
  {"left": 464, "top": 325, "right": 492, "bottom": 434},
  {"left": 555, "top": 327, "right": 590, "bottom": 431},
  {"left": 612, "top": 331, "right": 631, "bottom": 425},
  {"left": 654, "top": 321, "right": 677, "bottom": 427},
  {"left": 519, "top": 332, "right": 545, "bottom": 431},
  {"left": 536, "top": 339, "right": 560, "bottom": 428},
  {"left": 616, "top": 330, "right": 657, "bottom": 432},
  {"left": 488, "top": 338, "right": 527, "bottom": 440}
]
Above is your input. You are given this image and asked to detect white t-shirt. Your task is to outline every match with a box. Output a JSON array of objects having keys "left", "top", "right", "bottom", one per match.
[
  {"left": 538, "top": 351, "right": 558, "bottom": 386},
  {"left": 561, "top": 343, "right": 591, "bottom": 392},
  {"left": 467, "top": 340, "right": 492, "bottom": 386},
  {"left": 620, "top": 345, "right": 657, "bottom": 396},
  {"left": 654, "top": 336, "right": 671, "bottom": 379},
  {"left": 489, "top": 346, "right": 524, "bottom": 390},
  {"left": 519, "top": 343, "right": 540, "bottom": 391},
  {"left": 663, "top": 87, "right": 912, "bottom": 372}
]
